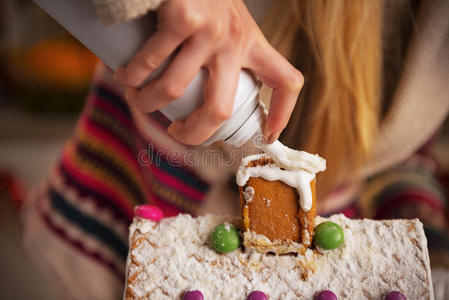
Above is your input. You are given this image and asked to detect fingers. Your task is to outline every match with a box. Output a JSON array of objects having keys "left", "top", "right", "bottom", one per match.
[
  {"left": 248, "top": 41, "right": 304, "bottom": 144},
  {"left": 115, "top": 0, "right": 302, "bottom": 147},
  {"left": 114, "top": 0, "right": 206, "bottom": 88},
  {"left": 114, "top": 27, "right": 186, "bottom": 87},
  {"left": 167, "top": 57, "right": 240, "bottom": 145},
  {"left": 124, "top": 37, "right": 211, "bottom": 112}
]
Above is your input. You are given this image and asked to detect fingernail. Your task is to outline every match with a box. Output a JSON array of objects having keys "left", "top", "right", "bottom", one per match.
[
  {"left": 267, "top": 133, "right": 276, "bottom": 144},
  {"left": 263, "top": 124, "right": 271, "bottom": 144},
  {"left": 263, "top": 133, "right": 272, "bottom": 145},
  {"left": 167, "top": 122, "right": 178, "bottom": 137},
  {"left": 167, "top": 125, "right": 174, "bottom": 136}
]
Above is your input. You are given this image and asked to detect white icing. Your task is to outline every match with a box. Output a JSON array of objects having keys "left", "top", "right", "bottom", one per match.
[
  {"left": 237, "top": 140, "right": 325, "bottom": 212},
  {"left": 243, "top": 186, "right": 255, "bottom": 203},
  {"left": 303, "top": 217, "right": 311, "bottom": 245},
  {"left": 315, "top": 245, "right": 331, "bottom": 255},
  {"left": 223, "top": 222, "right": 232, "bottom": 232},
  {"left": 260, "top": 140, "right": 326, "bottom": 173},
  {"left": 236, "top": 156, "right": 316, "bottom": 211}
]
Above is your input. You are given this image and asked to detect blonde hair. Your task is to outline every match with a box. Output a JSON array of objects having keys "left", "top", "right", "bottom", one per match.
[{"left": 262, "top": 0, "right": 383, "bottom": 198}]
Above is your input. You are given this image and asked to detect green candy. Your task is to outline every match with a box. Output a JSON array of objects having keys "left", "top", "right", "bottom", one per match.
[
  {"left": 313, "top": 222, "right": 344, "bottom": 250},
  {"left": 210, "top": 223, "right": 240, "bottom": 253}
]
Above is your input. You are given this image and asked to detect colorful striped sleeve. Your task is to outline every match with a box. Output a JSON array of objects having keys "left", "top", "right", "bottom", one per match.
[{"left": 22, "top": 66, "right": 211, "bottom": 299}]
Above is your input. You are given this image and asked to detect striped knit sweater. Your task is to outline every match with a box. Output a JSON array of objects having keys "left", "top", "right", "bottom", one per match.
[{"left": 22, "top": 65, "right": 214, "bottom": 300}]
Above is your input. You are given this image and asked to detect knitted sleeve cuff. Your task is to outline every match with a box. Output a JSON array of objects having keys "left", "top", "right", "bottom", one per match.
[{"left": 91, "top": 0, "right": 167, "bottom": 24}]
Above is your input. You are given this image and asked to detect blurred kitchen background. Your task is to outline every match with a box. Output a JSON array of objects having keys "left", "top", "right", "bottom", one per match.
[
  {"left": 1, "top": 0, "right": 96, "bottom": 298},
  {"left": 1, "top": 0, "right": 449, "bottom": 299}
]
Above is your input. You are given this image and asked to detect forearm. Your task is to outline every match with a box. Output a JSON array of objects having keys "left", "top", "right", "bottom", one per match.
[{"left": 91, "top": 0, "right": 167, "bottom": 23}]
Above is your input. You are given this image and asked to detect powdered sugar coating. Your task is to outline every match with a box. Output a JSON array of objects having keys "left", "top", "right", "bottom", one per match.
[{"left": 124, "top": 214, "right": 433, "bottom": 300}]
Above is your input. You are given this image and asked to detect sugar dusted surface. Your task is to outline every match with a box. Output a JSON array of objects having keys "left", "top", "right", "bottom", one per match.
[{"left": 124, "top": 214, "right": 433, "bottom": 300}]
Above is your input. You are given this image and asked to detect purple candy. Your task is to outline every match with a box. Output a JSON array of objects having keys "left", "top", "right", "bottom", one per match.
[
  {"left": 183, "top": 290, "right": 204, "bottom": 300},
  {"left": 247, "top": 290, "right": 268, "bottom": 300},
  {"left": 316, "top": 290, "right": 338, "bottom": 300},
  {"left": 385, "top": 291, "right": 407, "bottom": 300}
]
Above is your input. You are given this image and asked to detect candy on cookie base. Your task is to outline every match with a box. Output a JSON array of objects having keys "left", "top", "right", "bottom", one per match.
[{"left": 123, "top": 214, "right": 434, "bottom": 299}]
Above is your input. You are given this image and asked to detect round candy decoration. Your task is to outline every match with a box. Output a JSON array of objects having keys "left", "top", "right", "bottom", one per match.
[
  {"left": 183, "top": 290, "right": 204, "bottom": 300},
  {"left": 210, "top": 223, "right": 240, "bottom": 253},
  {"left": 384, "top": 291, "right": 407, "bottom": 300},
  {"left": 134, "top": 205, "right": 163, "bottom": 221},
  {"left": 316, "top": 290, "right": 338, "bottom": 300},
  {"left": 247, "top": 290, "right": 268, "bottom": 300},
  {"left": 313, "top": 222, "right": 344, "bottom": 250}
]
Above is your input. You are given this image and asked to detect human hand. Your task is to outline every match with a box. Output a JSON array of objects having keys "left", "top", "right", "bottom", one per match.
[{"left": 114, "top": 0, "right": 303, "bottom": 145}]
